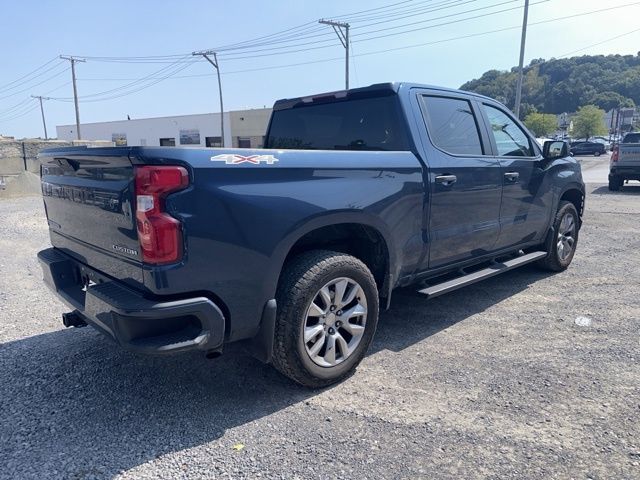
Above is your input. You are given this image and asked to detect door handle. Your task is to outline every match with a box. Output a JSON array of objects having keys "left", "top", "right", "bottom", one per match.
[
  {"left": 504, "top": 171, "right": 519, "bottom": 182},
  {"left": 435, "top": 174, "right": 457, "bottom": 186}
]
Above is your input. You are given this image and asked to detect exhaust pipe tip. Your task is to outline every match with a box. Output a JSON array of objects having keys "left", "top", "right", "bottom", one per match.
[{"left": 62, "top": 311, "right": 87, "bottom": 328}]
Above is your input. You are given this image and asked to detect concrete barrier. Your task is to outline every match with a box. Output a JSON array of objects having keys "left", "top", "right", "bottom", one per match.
[{"left": 0, "top": 138, "right": 114, "bottom": 196}]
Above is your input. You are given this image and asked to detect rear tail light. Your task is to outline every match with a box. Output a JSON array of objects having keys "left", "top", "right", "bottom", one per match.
[
  {"left": 135, "top": 166, "right": 189, "bottom": 264},
  {"left": 611, "top": 147, "right": 619, "bottom": 163}
]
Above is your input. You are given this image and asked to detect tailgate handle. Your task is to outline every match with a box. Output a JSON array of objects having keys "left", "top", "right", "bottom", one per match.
[{"left": 435, "top": 174, "right": 457, "bottom": 186}]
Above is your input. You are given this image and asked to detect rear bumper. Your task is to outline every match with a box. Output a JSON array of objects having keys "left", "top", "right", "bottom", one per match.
[
  {"left": 38, "top": 247, "right": 225, "bottom": 355},
  {"left": 610, "top": 166, "right": 640, "bottom": 180}
]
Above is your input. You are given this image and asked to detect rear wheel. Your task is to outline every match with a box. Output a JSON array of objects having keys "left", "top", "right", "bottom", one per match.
[
  {"left": 272, "top": 250, "right": 379, "bottom": 388},
  {"left": 537, "top": 201, "right": 579, "bottom": 272},
  {"left": 608, "top": 175, "right": 623, "bottom": 191},
  {"left": 594, "top": 151, "right": 601, "bottom": 157}
]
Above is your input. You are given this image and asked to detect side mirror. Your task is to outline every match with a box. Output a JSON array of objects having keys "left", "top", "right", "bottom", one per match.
[{"left": 543, "top": 140, "right": 569, "bottom": 160}]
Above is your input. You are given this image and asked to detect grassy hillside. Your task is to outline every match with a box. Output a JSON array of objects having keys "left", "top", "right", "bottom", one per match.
[{"left": 460, "top": 54, "right": 640, "bottom": 116}]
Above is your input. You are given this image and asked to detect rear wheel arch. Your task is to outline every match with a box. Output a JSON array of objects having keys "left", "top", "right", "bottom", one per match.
[
  {"left": 558, "top": 187, "right": 585, "bottom": 221},
  {"left": 278, "top": 221, "right": 393, "bottom": 298}
]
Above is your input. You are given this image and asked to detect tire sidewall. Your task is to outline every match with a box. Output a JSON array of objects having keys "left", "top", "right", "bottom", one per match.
[
  {"left": 291, "top": 260, "right": 379, "bottom": 382},
  {"left": 552, "top": 202, "right": 579, "bottom": 269}
]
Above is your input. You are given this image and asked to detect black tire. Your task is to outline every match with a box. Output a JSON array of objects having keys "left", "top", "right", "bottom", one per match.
[
  {"left": 608, "top": 175, "right": 622, "bottom": 191},
  {"left": 595, "top": 150, "right": 601, "bottom": 157},
  {"left": 272, "top": 250, "right": 379, "bottom": 388},
  {"left": 537, "top": 201, "right": 580, "bottom": 272}
]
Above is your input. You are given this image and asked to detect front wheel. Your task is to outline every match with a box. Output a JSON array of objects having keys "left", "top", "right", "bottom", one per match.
[
  {"left": 272, "top": 250, "right": 379, "bottom": 388},
  {"left": 537, "top": 201, "right": 579, "bottom": 272},
  {"left": 594, "top": 151, "right": 601, "bottom": 157}
]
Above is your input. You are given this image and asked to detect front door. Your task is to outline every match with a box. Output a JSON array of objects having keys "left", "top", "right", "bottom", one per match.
[
  {"left": 479, "top": 103, "right": 550, "bottom": 250},
  {"left": 416, "top": 93, "right": 503, "bottom": 269}
]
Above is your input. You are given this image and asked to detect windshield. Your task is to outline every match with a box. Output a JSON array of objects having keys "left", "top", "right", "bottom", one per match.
[{"left": 266, "top": 95, "right": 410, "bottom": 151}]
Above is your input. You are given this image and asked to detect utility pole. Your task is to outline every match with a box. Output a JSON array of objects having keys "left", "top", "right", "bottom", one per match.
[
  {"left": 513, "top": 0, "right": 530, "bottom": 119},
  {"left": 60, "top": 55, "right": 85, "bottom": 140},
  {"left": 319, "top": 19, "right": 350, "bottom": 90},
  {"left": 192, "top": 50, "right": 225, "bottom": 147},
  {"left": 31, "top": 95, "right": 51, "bottom": 139}
]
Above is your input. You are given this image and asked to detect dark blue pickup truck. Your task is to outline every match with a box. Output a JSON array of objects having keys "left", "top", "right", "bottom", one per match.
[{"left": 38, "top": 83, "right": 584, "bottom": 387}]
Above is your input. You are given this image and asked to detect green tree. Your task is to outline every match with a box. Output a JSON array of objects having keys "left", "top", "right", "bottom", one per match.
[
  {"left": 588, "top": 91, "right": 635, "bottom": 111},
  {"left": 524, "top": 112, "right": 557, "bottom": 137},
  {"left": 460, "top": 53, "right": 640, "bottom": 114},
  {"left": 571, "top": 105, "right": 608, "bottom": 140}
]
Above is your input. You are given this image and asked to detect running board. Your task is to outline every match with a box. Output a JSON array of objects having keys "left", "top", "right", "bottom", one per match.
[{"left": 418, "top": 251, "right": 547, "bottom": 299}]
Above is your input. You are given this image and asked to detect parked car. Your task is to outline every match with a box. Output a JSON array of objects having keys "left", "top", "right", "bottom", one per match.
[
  {"left": 37, "top": 83, "right": 585, "bottom": 387},
  {"left": 570, "top": 141, "right": 606, "bottom": 156},
  {"left": 591, "top": 137, "right": 612, "bottom": 151},
  {"left": 609, "top": 132, "right": 640, "bottom": 190}
]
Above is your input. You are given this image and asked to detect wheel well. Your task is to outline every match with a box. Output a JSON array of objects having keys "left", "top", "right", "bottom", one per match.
[
  {"left": 282, "top": 223, "right": 390, "bottom": 295},
  {"left": 560, "top": 188, "right": 584, "bottom": 219}
]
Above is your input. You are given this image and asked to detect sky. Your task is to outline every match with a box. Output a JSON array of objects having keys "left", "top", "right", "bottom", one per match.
[{"left": 1, "top": 0, "right": 639, "bottom": 138}]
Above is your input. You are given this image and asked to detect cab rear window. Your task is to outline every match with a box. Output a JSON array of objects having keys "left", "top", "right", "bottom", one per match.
[
  {"left": 623, "top": 133, "right": 640, "bottom": 143},
  {"left": 265, "top": 96, "right": 410, "bottom": 151}
]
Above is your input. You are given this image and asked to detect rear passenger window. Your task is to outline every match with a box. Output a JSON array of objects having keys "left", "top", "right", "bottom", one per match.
[
  {"left": 421, "top": 96, "right": 483, "bottom": 155},
  {"left": 483, "top": 104, "right": 533, "bottom": 157}
]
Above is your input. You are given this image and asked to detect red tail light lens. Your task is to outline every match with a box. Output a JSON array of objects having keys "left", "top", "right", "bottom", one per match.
[
  {"left": 611, "top": 147, "right": 619, "bottom": 163},
  {"left": 135, "top": 166, "right": 189, "bottom": 264}
]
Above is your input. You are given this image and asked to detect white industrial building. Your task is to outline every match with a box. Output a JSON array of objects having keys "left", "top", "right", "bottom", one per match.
[{"left": 56, "top": 108, "right": 272, "bottom": 149}]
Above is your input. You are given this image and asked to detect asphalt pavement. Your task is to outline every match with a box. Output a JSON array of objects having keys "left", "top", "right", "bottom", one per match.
[{"left": 1, "top": 156, "right": 639, "bottom": 479}]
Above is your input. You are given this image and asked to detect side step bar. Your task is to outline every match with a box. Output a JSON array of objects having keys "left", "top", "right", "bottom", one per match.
[{"left": 418, "top": 251, "right": 547, "bottom": 299}]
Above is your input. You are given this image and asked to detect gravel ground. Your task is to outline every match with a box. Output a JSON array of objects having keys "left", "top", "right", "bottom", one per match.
[{"left": 1, "top": 176, "right": 639, "bottom": 479}]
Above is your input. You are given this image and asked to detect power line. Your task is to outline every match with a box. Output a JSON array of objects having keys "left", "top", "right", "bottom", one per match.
[
  {"left": 50, "top": 56, "right": 195, "bottom": 101},
  {"left": 69, "top": 4, "right": 640, "bottom": 84},
  {"left": 61, "top": 1, "right": 479, "bottom": 63},
  {"left": 202, "top": 1, "right": 538, "bottom": 62},
  {"left": 50, "top": 60, "right": 197, "bottom": 103},
  {"left": 221, "top": 4, "right": 640, "bottom": 75},
  {"left": 0, "top": 102, "right": 40, "bottom": 123},
  {"left": 0, "top": 98, "right": 33, "bottom": 117},
  {"left": 0, "top": 64, "right": 69, "bottom": 101},
  {"left": 350, "top": 0, "right": 480, "bottom": 28},
  {"left": 5, "top": 0, "right": 638, "bottom": 122},
  {"left": 350, "top": 0, "right": 544, "bottom": 41},
  {"left": 0, "top": 57, "right": 61, "bottom": 93},
  {"left": 557, "top": 27, "right": 640, "bottom": 58},
  {"left": 214, "top": 0, "right": 480, "bottom": 59}
]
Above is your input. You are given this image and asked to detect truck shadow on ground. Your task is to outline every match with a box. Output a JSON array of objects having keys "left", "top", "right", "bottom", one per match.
[
  {"left": 1, "top": 265, "right": 552, "bottom": 478},
  {"left": 590, "top": 184, "right": 640, "bottom": 195}
]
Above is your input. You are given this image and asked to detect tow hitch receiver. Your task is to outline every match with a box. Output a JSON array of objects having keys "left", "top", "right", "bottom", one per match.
[{"left": 62, "top": 311, "right": 88, "bottom": 328}]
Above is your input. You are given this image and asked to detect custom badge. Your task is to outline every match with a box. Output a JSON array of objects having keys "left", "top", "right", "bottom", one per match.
[{"left": 210, "top": 154, "right": 279, "bottom": 165}]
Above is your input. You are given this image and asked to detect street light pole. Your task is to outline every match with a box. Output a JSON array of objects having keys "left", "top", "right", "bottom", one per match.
[
  {"left": 192, "top": 50, "right": 225, "bottom": 147},
  {"left": 514, "top": 0, "right": 530, "bottom": 119},
  {"left": 319, "top": 19, "right": 350, "bottom": 90}
]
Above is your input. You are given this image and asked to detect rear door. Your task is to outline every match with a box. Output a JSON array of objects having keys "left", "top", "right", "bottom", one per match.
[
  {"left": 40, "top": 148, "right": 143, "bottom": 285},
  {"left": 478, "top": 102, "right": 550, "bottom": 251},
  {"left": 414, "top": 91, "right": 502, "bottom": 268}
]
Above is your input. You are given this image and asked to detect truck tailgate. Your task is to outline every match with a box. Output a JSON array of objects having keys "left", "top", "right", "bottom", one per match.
[
  {"left": 40, "top": 148, "right": 143, "bottom": 285},
  {"left": 618, "top": 144, "right": 640, "bottom": 167}
]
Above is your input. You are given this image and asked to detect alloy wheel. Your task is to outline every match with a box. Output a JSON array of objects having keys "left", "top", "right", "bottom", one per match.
[
  {"left": 557, "top": 212, "right": 576, "bottom": 261},
  {"left": 303, "top": 277, "right": 368, "bottom": 367}
]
